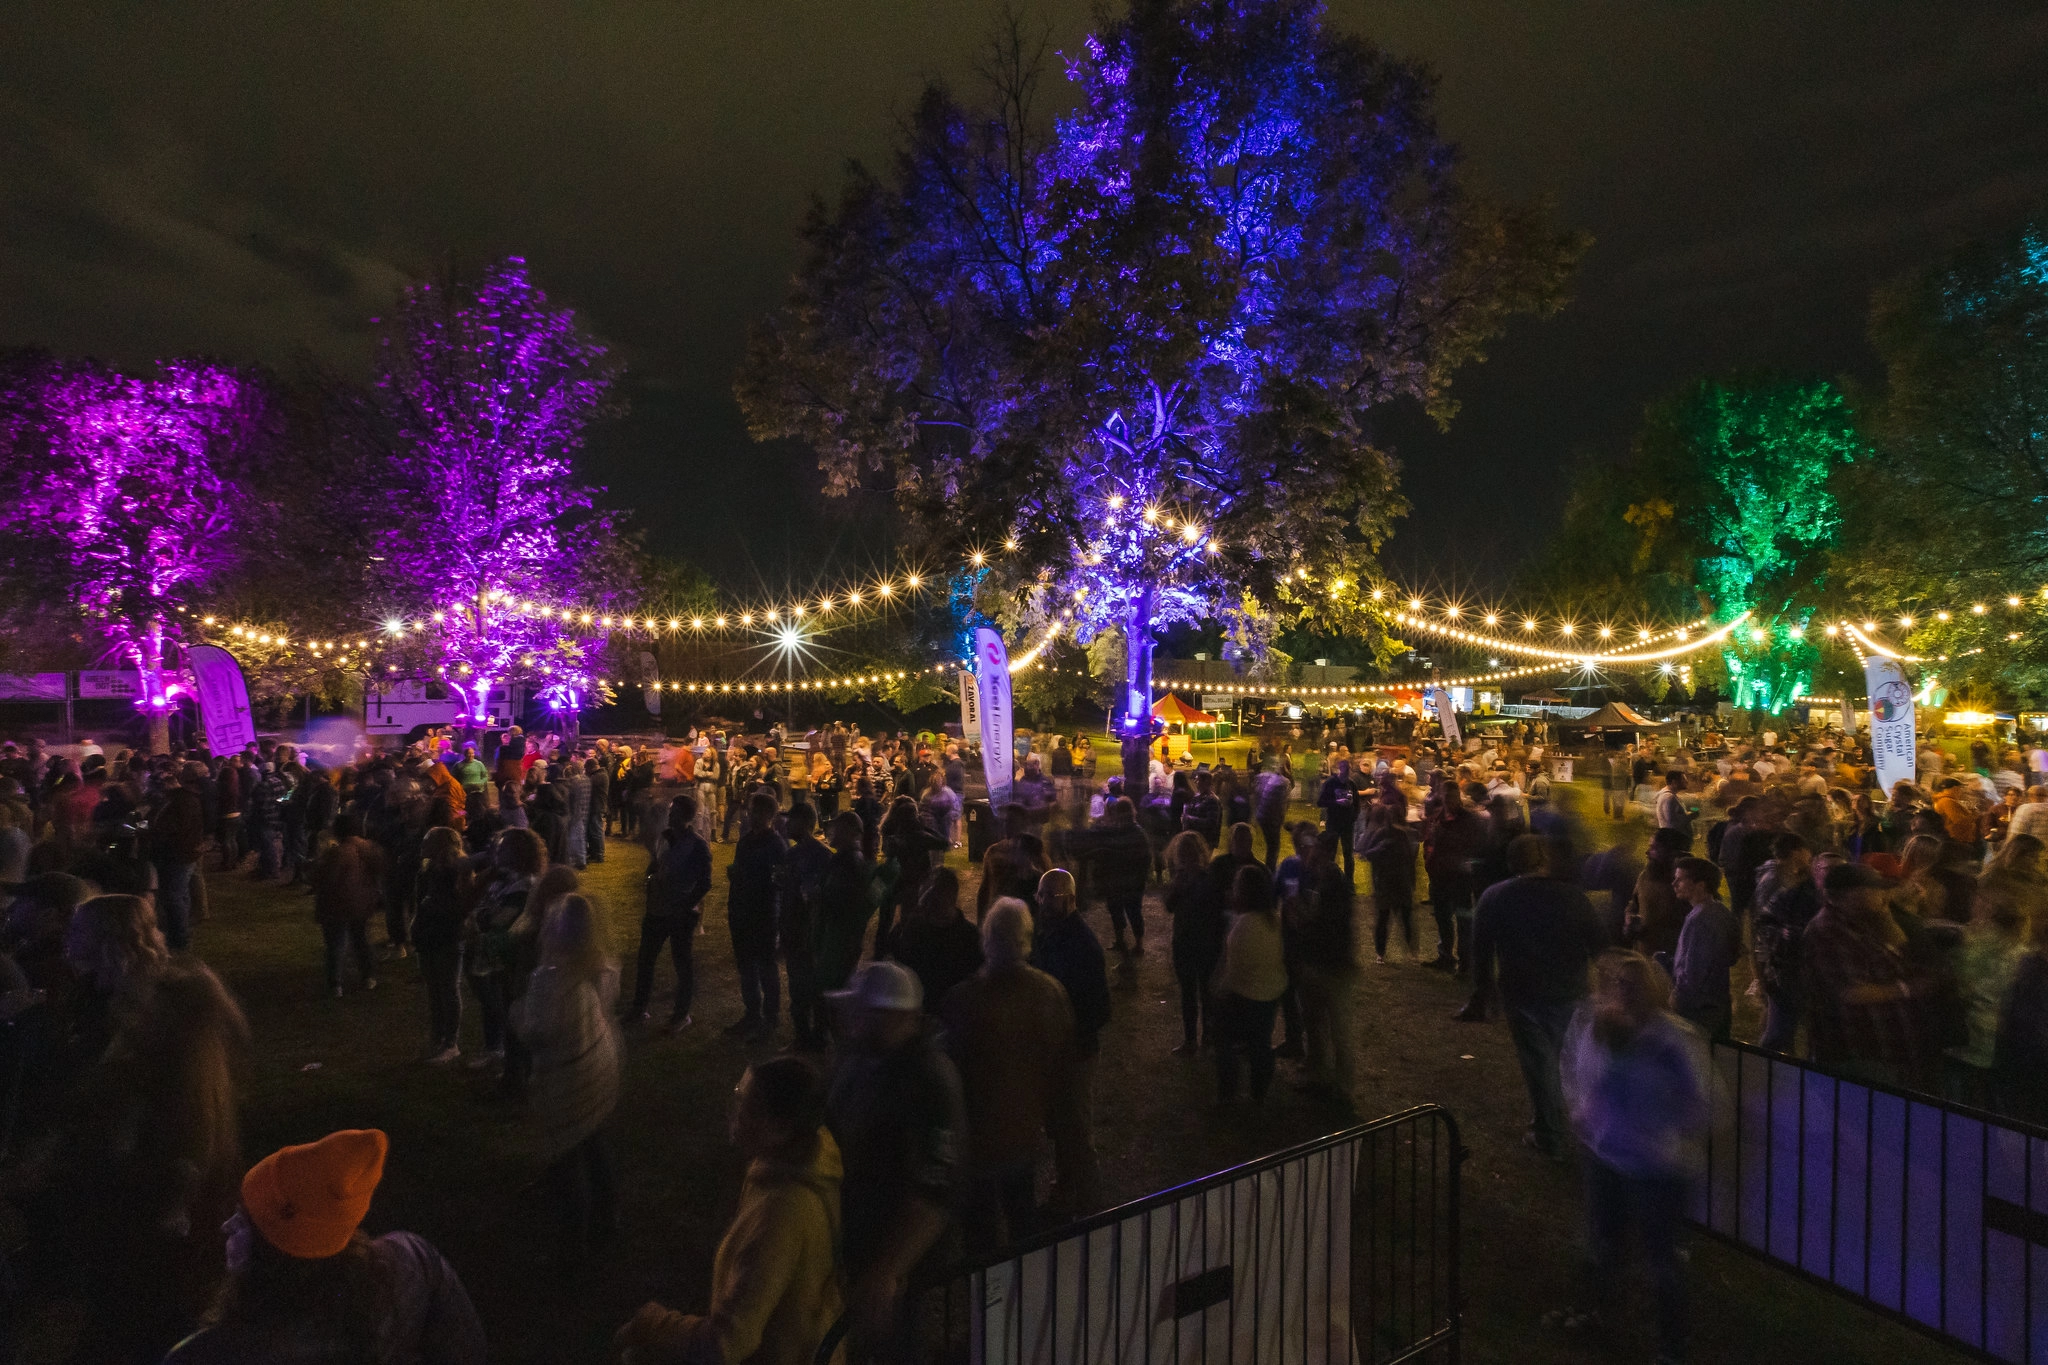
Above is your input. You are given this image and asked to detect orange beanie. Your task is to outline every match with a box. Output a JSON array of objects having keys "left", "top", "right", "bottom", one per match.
[{"left": 241, "top": 1128, "right": 388, "bottom": 1259}]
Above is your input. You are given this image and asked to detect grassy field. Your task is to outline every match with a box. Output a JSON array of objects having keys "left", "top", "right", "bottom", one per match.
[{"left": 181, "top": 791, "right": 1967, "bottom": 1365}]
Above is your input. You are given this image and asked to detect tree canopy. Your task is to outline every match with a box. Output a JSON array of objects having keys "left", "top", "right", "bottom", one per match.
[{"left": 740, "top": 0, "right": 1584, "bottom": 737}]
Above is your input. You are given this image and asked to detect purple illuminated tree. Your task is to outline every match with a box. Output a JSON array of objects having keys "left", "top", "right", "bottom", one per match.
[
  {"left": 371, "top": 258, "right": 627, "bottom": 720},
  {"left": 741, "top": 0, "right": 1583, "bottom": 786},
  {"left": 0, "top": 352, "right": 256, "bottom": 751}
]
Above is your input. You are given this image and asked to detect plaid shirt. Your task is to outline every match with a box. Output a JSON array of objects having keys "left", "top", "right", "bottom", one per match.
[{"left": 1801, "top": 909, "right": 1925, "bottom": 1075}]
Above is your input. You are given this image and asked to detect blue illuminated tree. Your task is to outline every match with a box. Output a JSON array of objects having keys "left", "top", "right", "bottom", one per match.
[{"left": 741, "top": 0, "right": 1582, "bottom": 784}]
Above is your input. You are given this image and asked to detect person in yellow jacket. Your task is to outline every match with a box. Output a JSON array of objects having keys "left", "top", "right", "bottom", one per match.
[{"left": 617, "top": 1057, "right": 844, "bottom": 1365}]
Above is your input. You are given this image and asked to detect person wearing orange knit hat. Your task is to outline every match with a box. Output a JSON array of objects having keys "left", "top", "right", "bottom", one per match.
[{"left": 164, "top": 1129, "right": 487, "bottom": 1364}]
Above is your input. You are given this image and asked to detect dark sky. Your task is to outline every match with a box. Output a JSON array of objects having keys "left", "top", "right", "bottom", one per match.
[{"left": 5, "top": 2, "right": 2045, "bottom": 597}]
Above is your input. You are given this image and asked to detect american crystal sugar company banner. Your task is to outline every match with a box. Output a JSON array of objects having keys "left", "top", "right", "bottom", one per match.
[
  {"left": 185, "top": 645, "right": 258, "bottom": 755},
  {"left": 974, "top": 628, "right": 1014, "bottom": 810},
  {"left": 1862, "top": 656, "right": 1916, "bottom": 791}
]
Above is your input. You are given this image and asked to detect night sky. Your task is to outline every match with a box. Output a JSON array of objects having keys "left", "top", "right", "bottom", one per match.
[{"left": 5, "top": 2, "right": 2045, "bottom": 597}]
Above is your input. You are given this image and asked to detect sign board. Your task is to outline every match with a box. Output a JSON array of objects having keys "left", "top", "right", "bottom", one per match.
[
  {"left": 78, "top": 670, "right": 143, "bottom": 700},
  {"left": 185, "top": 645, "right": 258, "bottom": 754},
  {"left": 1862, "top": 656, "right": 1916, "bottom": 792},
  {"left": 972, "top": 629, "right": 1013, "bottom": 810},
  {"left": 958, "top": 669, "right": 980, "bottom": 739},
  {"left": 0, "top": 674, "right": 66, "bottom": 702}
]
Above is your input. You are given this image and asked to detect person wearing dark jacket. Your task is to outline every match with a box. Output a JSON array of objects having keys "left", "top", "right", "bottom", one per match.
[
  {"left": 1456, "top": 835, "right": 1606, "bottom": 1158},
  {"left": 1424, "top": 786, "right": 1487, "bottom": 972},
  {"left": 727, "top": 792, "right": 788, "bottom": 1041},
  {"left": 779, "top": 803, "right": 832, "bottom": 1050},
  {"left": 878, "top": 797, "right": 949, "bottom": 956},
  {"left": 1357, "top": 799, "right": 1417, "bottom": 962},
  {"left": 584, "top": 757, "right": 610, "bottom": 864},
  {"left": 1162, "top": 830, "right": 1227, "bottom": 1052},
  {"left": 628, "top": 793, "right": 712, "bottom": 1030},
  {"left": 814, "top": 813, "right": 877, "bottom": 995},
  {"left": 412, "top": 827, "right": 471, "bottom": 1063},
  {"left": 1062, "top": 796, "right": 1154, "bottom": 955},
  {"left": 1292, "top": 833, "right": 1360, "bottom": 1109},
  {"left": 1032, "top": 868, "right": 1108, "bottom": 1215},
  {"left": 146, "top": 764, "right": 208, "bottom": 951},
  {"left": 1316, "top": 759, "right": 1360, "bottom": 883},
  {"left": 892, "top": 867, "right": 983, "bottom": 1016}
]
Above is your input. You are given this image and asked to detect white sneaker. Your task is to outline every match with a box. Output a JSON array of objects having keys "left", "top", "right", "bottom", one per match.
[
  {"left": 426, "top": 1045, "right": 461, "bottom": 1065},
  {"left": 465, "top": 1048, "right": 504, "bottom": 1071}
]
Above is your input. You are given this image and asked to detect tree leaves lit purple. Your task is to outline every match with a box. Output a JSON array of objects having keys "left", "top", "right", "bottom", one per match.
[
  {"left": 0, "top": 357, "right": 252, "bottom": 741},
  {"left": 741, "top": 0, "right": 1582, "bottom": 757},
  {"left": 372, "top": 259, "right": 624, "bottom": 719}
]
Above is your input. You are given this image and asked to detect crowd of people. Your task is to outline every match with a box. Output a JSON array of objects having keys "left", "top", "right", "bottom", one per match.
[{"left": 8, "top": 704, "right": 2048, "bottom": 1364}]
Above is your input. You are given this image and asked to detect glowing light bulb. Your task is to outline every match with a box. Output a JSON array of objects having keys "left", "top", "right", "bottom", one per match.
[
  {"left": 1004, "top": 537, "right": 1018, "bottom": 551},
  {"left": 1559, "top": 623, "right": 1576, "bottom": 636},
  {"left": 906, "top": 574, "right": 922, "bottom": 589},
  {"left": 2009, "top": 596, "right": 2022, "bottom": 607},
  {"left": 1598, "top": 626, "right": 1613, "bottom": 639},
  {"left": 1444, "top": 604, "right": 1460, "bottom": 617},
  {"left": 1523, "top": 619, "right": 1537, "bottom": 632},
  {"left": 1825, "top": 625, "right": 1840, "bottom": 637},
  {"left": 971, "top": 552, "right": 986, "bottom": 567},
  {"left": 1638, "top": 630, "right": 1650, "bottom": 641},
  {"left": 1973, "top": 604, "right": 1988, "bottom": 615},
  {"left": 715, "top": 616, "right": 728, "bottom": 628},
  {"left": 1936, "top": 611, "right": 1951, "bottom": 622},
  {"left": 1108, "top": 495, "right": 1124, "bottom": 510},
  {"left": 1408, "top": 598, "right": 1423, "bottom": 611}
]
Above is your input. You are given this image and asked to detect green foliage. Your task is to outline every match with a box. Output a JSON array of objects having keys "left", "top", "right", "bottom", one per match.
[
  {"left": 1526, "top": 374, "right": 1863, "bottom": 711},
  {"left": 1832, "top": 223, "right": 2048, "bottom": 701}
]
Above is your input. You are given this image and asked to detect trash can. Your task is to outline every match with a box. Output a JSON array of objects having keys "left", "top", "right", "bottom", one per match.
[{"left": 964, "top": 799, "right": 997, "bottom": 862}]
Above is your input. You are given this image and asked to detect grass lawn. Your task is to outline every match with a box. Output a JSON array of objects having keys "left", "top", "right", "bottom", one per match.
[{"left": 186, "top": 795, "right": 1969, "bottom": 1365}]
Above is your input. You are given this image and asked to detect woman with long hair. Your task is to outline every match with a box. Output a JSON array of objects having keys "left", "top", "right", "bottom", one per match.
[
  {"left": 1212, "top": 863, "right": 1288, "bottom": 1104},
  {"left": 1163, "top": 831, "right": 1224, "bottom": 1054},
  {"left": 1845, "top": 790, "right": 1888, "bottom": 862},
  {"left": 163, "top": 1128, "right": 486, "bottom": 1364},
  {"left": 513, "top": 894, "right": 621, "bottom": 1267},
  {"left": 62, "top": 892, "right": 171, "bottom": 1061},
  {"left": 464, "top": 828, "right": 547, "bottom": 1074},
  {"left": 412, "top": 826, "right": 471, "bottom": 1064},
  {"left": 25, "top": 960, "right": 250, "bottom": 1363}
]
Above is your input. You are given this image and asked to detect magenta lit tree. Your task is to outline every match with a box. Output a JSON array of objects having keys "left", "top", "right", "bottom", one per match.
[
  {"left": 372, "top": 259, "right": 627, "bottom": 720},
  {"left": 0, "top": 354, "right": 254, "bottom": 751}
]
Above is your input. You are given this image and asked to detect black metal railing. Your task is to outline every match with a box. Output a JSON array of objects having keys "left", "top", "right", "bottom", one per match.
[
  {"left": 1695, "top": 1039, "right": 2048, "bottom": 1364},
  {"left": 825, "top": 1103, "right": 1464, "bottom": 1364}
]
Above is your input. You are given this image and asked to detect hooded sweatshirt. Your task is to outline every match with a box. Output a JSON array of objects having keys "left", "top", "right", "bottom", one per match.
[{"left": 634, "top": 1129, "right": 845, "bottom": 1365}]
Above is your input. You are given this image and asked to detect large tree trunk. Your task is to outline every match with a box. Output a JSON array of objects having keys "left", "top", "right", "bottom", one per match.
[
  {"left": 140, "top": 621, "right": 171, "bottom": 754},
  {"left": 1119, "top": 588, "right": 1156, "bottom": 799}
]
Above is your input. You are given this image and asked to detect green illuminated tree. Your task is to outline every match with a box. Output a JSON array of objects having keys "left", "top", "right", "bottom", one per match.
[{"left": 1529, "top": 374, "right": 1864, "bottom": 711}]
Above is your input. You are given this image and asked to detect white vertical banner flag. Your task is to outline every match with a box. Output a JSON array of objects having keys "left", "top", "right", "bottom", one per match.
[
  {"left": 185, "top": 645, "right": 257, "bottom": 754},
  {"left": 1862, "top": 656, "right": 1917, "bottom": 792},
  {"left": 974, "top": 628, "right": 1014, "bottom": 809},
  {"left": 959, "top": 669, "right": 981, "bottom": 739},
  {"left": 1427, "top": 686, "right": 1462, "bottom": 746}
]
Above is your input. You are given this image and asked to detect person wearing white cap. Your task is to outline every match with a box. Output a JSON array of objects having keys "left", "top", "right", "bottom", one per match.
[{"left": 825, "top": 960, "right": 963, "bottom": 1351}]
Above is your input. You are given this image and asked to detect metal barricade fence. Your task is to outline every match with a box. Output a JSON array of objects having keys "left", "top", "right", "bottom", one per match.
[
  {"left": 1696, "top": 1040, "right": 2048, "bottom": 1364},
  {"left": 891, "top": 1103, "right": 1464, "bottom": 1365}
]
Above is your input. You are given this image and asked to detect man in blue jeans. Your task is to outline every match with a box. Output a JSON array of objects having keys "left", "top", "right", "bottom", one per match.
[
  {"left": 1455, "top": 834, "right": 1606, "bottom": 1158},
  {"left": 146, "top": 763, "right": 209, "bottom": 950}
]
